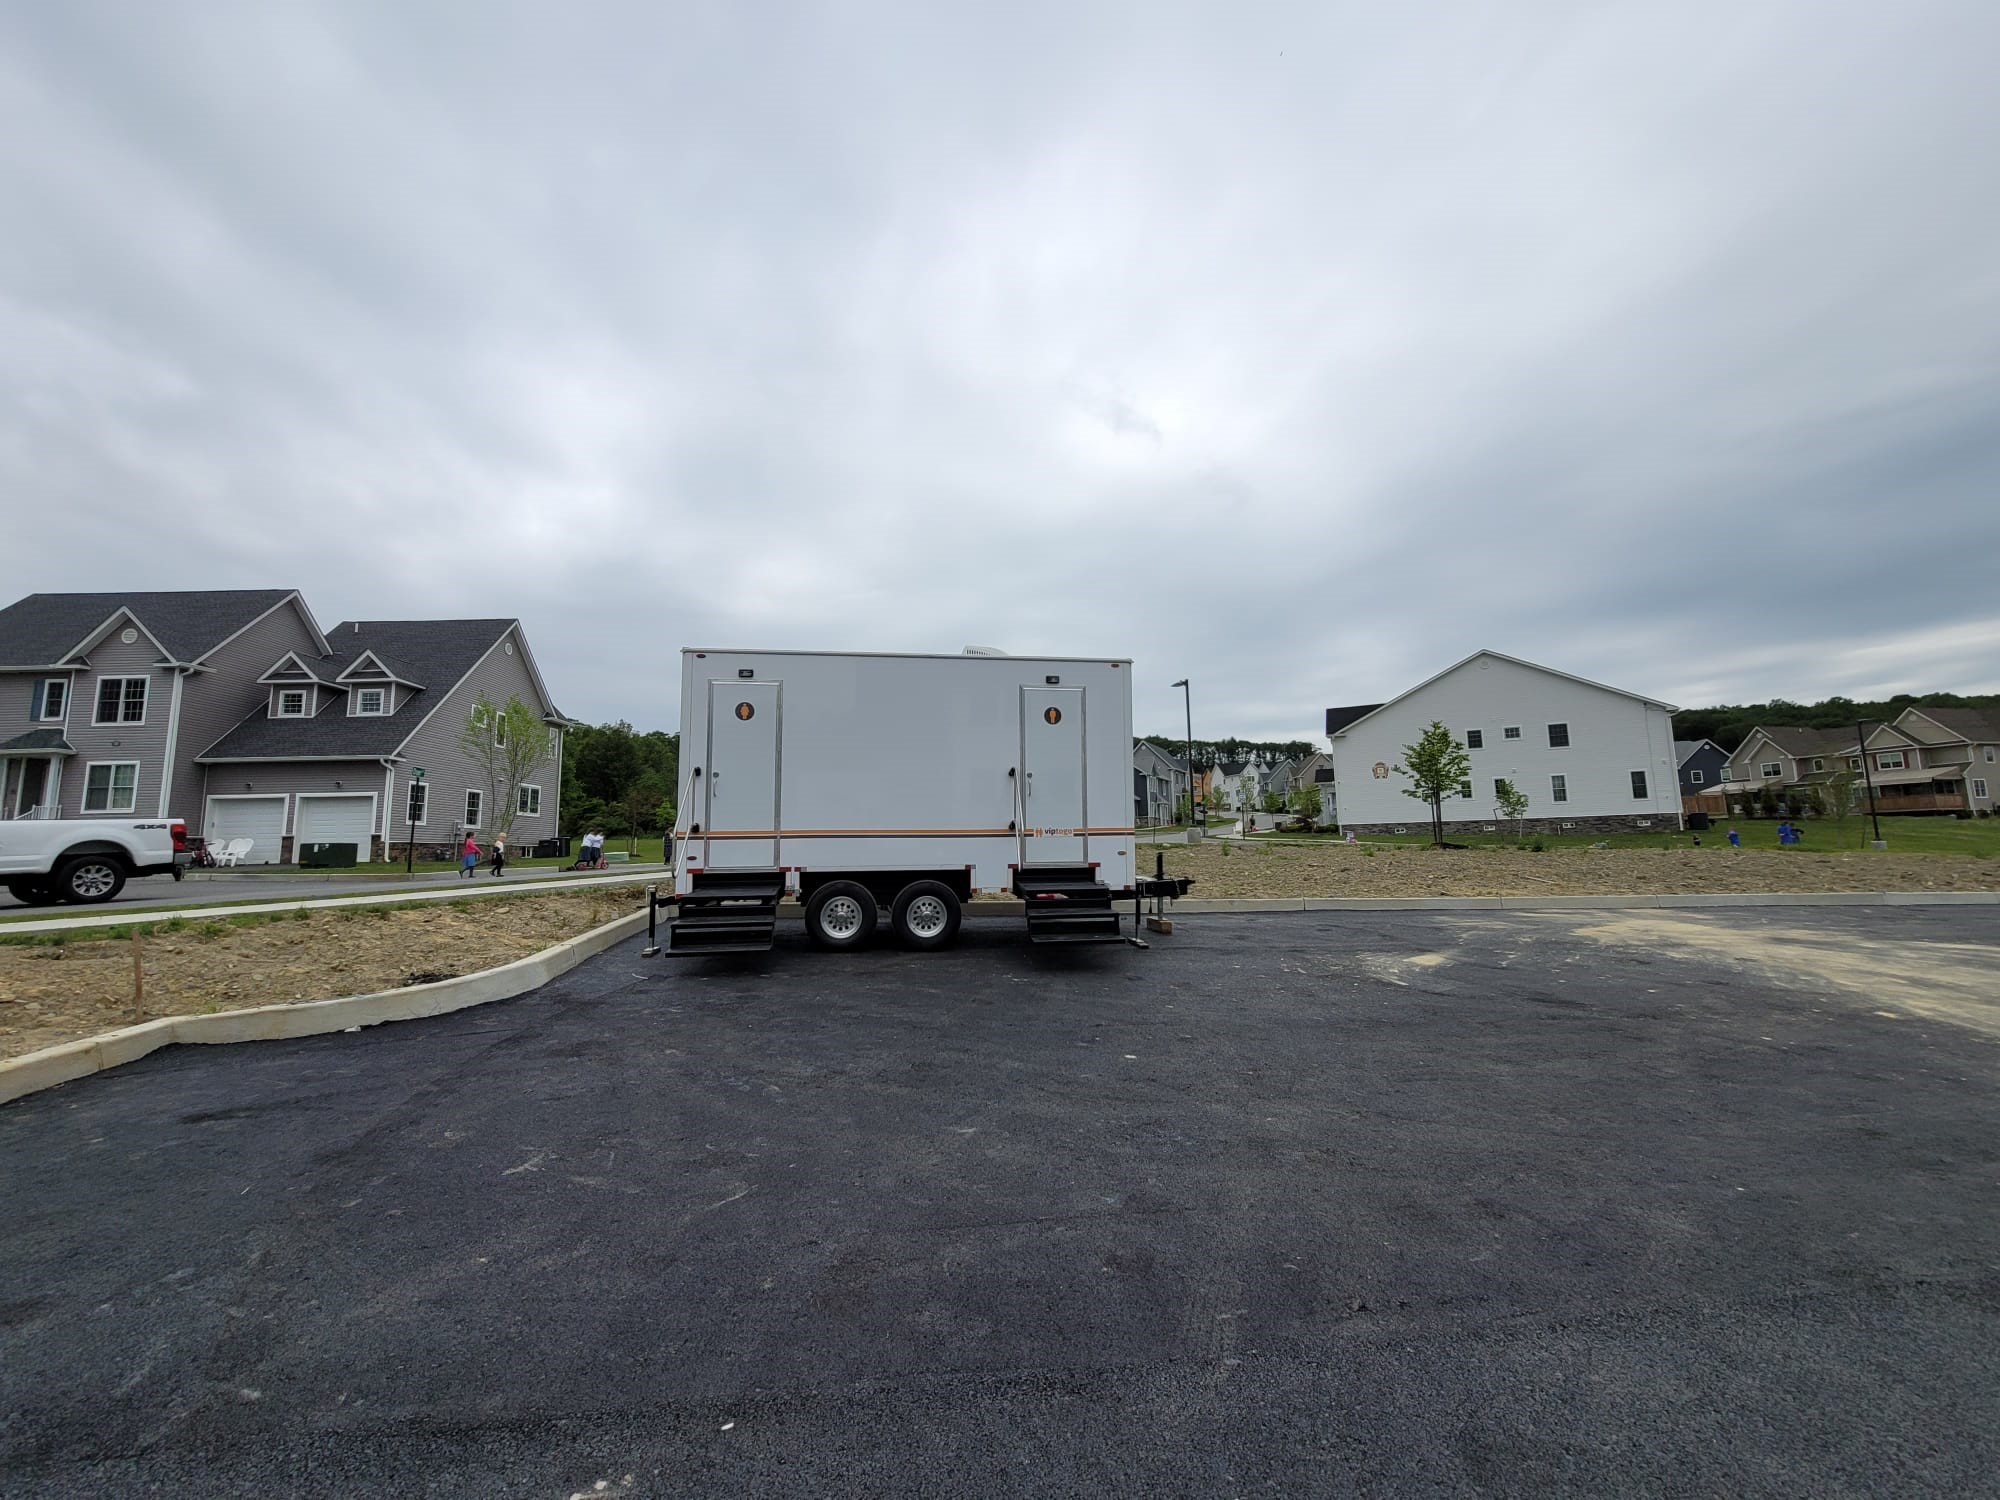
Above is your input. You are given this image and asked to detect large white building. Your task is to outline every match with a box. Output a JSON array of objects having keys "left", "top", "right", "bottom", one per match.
[{"left": 1323, "top": 651, "right": 1682, "bottom": 835}]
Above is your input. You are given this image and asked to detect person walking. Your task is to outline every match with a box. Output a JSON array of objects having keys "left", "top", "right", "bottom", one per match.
[
  {"left": 491, "top": 832, "right": 507, "bottom": 877},
  {"left": 460, "top": 832, "right": 480, "bottom": 877},
  {"left": 1726, "top": 827, "right": 1741, "bottom": 849}
]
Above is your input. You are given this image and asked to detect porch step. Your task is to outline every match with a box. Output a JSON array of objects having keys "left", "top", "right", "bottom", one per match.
[{"left": 1015, "top": 865, "right": 1122, "bottom": 945}]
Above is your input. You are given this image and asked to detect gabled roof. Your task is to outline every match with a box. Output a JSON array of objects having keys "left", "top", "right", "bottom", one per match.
[
  {"left": 1325, "top": 650, "right": 1676, "bottom": 740},
  {"left": 1898, "top": 705, "right": 2000, "bottom": 744},
  {"left": 199, "top": 619, "right": 566, "bottom": 762},
  {"left": 0, "top": 590, "right": 318, "bottom": 668},
  {"left": 258, "top": 650, "right": 340, "bottom": 686},
  {"left": 1216, "top": 759, "right": 1248, "bottom": 776},
  {"left": 1744, "top": 725, "right": 1857, "bottom": 759},
  {"left": 1674, "top": 738, "right": 1727, "bottom": 765},
  {"left": 0, "top": 729, "right": 74, "bottom": 754},
  {"left": 333, "top": 648, "right": 424, "bottom": 687},
  {"left": 1325, "top": 704, "right": 1382, "bottom": 737},
  {"left": 1134, "top": 740, "right": 1188, "bottom": 772}
]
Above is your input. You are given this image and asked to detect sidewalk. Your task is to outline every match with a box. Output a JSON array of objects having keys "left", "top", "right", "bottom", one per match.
[{"left": 0, "top": 867, "right": 666, "bottom": 937}]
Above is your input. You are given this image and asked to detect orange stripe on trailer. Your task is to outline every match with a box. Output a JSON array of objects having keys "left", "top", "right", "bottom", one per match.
[{"left": 688, "top": 827, "right": 1137, "bottom": 839}]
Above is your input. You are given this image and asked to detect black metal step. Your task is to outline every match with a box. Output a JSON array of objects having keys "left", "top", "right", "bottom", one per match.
[{"left": 668, "top": 871, "right": 783, "bottom": 954}]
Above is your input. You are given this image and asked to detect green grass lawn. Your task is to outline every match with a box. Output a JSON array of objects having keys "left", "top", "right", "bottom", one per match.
[{"left": 1264, "top": 815, "right": 2000, "bottom": 856}]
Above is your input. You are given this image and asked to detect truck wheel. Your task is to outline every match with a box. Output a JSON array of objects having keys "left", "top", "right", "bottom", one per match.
[
  {"left": 891, "top": 880, "right": 961, "bottom": 951},
  {"left": 805, "top": 881, "right": 877, "bottom": 950},
  {"left": 6, "top": 879, "right": 61, "bottom": 907},
  {"left": 54, "top": 855, "right": 127, "bottom": 905}
]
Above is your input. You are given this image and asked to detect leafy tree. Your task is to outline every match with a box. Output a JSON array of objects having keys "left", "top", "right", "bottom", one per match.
[
  {"left": 1494, "top": 778, "right": 1529, "bottom": 839},
  {"left": 1260, "top": 790, "right": 1285, "bottom": 814},
  {"left": 1819, "top": 766, "right": 1862, "bottom": 847},
  {"left": 1287, "top": 783, "right": 1323, "bottom": 827},
  {"left": 617, "top": 770, "right": 672, "bottom": 853},
  {"left": 459, "top": 693, "right": 555, "bottom": 846},
  {"left": 1395, "top": 720, "right": 1472, "bottom": 848}
]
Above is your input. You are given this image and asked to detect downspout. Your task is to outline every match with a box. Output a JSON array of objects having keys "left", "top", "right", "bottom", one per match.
[{"left": 157, "top": 666, "right": 188, "bottom": 816}]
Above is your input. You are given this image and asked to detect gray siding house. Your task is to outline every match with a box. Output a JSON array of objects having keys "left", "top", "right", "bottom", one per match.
[
  {"left": 0, "top": 591, "right": 570, "bottom": 865},
  {"left": 197, "top": 618, "right": 570, "bottom": 862},
  {"left": 0, "top": 590, "right": 322, "bottom": 824}
]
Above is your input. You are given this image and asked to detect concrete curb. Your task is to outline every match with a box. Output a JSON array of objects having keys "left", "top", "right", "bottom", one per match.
[{"left": 0, "top": 908, "right": 650, "bottom": 1108}]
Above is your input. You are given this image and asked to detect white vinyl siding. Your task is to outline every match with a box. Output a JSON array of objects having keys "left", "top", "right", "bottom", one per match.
[{"left": 83, "top": 761, "right": 139, "bottom": 812}]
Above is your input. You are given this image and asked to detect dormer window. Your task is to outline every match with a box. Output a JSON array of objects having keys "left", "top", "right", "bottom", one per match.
[
  {"left": 276, "top": 689, "right": 308, "bottom": 718},
  {"left": 354, "top": 687, "right": 388, "bottom": 716}
]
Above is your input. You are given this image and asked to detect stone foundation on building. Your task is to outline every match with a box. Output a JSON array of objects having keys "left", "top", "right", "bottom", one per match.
[{"left": 1343, "top": 813, "right": 1680, "bottom": 838}]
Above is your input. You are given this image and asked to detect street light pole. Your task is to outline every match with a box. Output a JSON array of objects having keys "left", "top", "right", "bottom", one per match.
[
  {"left": 1856, "top": 721, "right": 1885, "bottom": 848},
  {"left": 1172, "top": 678, "right": 1196, "bottom": 826}
]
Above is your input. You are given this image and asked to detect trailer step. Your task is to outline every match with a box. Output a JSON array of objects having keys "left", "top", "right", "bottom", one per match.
[{"left": 667, "top": 870, "right": 784, "bottom": 955}]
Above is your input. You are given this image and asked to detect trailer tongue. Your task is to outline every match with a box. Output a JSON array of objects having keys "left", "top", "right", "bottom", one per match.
[{"left": 653, "top": 646, "right": 1190, "bottom": 959}]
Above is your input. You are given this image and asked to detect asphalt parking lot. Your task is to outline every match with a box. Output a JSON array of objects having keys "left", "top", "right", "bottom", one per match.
[{"left": 4, "top": 908, "right": 1998, "bottom": 1497}]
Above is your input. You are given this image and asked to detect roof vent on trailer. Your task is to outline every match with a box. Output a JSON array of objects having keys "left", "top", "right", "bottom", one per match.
[{"left": 961, "top": 646, "right": 1009, "bottom": 657}]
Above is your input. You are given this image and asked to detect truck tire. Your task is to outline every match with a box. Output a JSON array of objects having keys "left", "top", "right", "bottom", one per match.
[
  {"left": 6, "top": 879, "right": 61, "bottom": 907},
  {"left": 53, "top": 854, "right": 127, "bottom": 905},
  {"left": 805, "top": 881, "right": 877, "bottom": 951},
  {"left": 890, "top": 880, "right": 961, "bottom": 951}
]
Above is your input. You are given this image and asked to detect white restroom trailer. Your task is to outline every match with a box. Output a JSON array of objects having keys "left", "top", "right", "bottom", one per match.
[{"left": 664, "top": 648, "right": 1171, "bottom": 954}]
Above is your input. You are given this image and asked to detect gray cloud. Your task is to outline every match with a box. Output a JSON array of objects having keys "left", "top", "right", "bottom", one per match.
[{"left": 2, "top": 1, "right": 1996, "bottom": 739}]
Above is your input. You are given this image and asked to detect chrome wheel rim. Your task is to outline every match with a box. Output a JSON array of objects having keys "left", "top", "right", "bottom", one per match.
[
  {"left": 820, "top": 895, "right": 864, "bottom": 938},
  {"left": 906, "top": 895, "right": 949, "bottom": 938},
  {"left": 71, "top": 863, "right": 117, "bottom": 898}
]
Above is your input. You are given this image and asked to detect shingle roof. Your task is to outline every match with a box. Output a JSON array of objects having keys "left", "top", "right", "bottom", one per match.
[
  {"left": 1906, "top": 706, "right": 2000, "bottom": 743},
  {"left": 0, "top": 729, "right": 74, "bottom": 753},
  {"left": 1756, "top": 726, "right": 1857, "bottom": 758},
  {"left": 0, "top": 590, "right": 302, "bottom": 666},
  {"left": 1325, "top": 704, "right": 1383, "bottom": 736},
  {"left": 200, "top": 619, "right": 531, "bottom": 761}
]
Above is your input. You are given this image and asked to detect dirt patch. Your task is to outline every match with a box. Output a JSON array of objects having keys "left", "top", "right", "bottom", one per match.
[
  {"left": 1558, "top": 912, "right": 2000, "bottom": 1038},
  {"left": 0, "top": 892, "right": 641, "bottom": 1062},
  {"left": 1151, "top": 840, "right": 2000, "bottom": 899}
]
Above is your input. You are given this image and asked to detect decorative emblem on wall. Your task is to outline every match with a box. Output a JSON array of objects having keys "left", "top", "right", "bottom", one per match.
[
  {"left": 735, "top": 702, "right": 755, "bottom": 720},
  {"left": 1372, "top": 762, "right": 1390, "bottom": 779}
]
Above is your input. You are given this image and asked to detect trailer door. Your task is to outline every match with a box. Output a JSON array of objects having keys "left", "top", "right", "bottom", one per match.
[
  {"left": 1020, "top": 686, "right": 1087, "bottom": 865},
  {"left": 704, "top": 679, "right": 782, "bottom": 869}
]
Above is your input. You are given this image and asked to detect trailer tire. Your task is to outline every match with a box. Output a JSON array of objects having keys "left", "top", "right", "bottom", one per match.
[
  {"left": 53, "top": 854, "right": 127, "bottom": 905},
  {"left": 805, "top": 881, "right": 877, "bottom": 950},
  {"left": 890, "top": 880, "right": 961, "bottom": 951}
]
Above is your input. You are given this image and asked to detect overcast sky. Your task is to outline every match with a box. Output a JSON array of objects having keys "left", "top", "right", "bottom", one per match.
[{"left": 3, "top": 2, "right": 1996, "bottom": 739}]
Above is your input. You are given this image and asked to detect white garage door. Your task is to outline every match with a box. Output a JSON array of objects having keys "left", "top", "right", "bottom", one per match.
[
  {"left": 295, "top": 794, "right": 375, "bottom": 853},
  {"left": 204, "top": 796, "right": 285, "bottom": 865}
]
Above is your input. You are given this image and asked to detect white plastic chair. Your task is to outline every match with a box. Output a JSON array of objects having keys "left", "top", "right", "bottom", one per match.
[{"left": 216, "top": 838, "right": 252, "bottom": 867}]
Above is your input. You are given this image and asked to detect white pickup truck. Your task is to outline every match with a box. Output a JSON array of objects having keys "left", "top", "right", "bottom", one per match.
[{"left": 0, "top": 818, "right": 190, "bottom": 906}]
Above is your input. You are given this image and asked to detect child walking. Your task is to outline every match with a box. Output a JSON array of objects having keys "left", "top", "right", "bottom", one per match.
[
  {"left": 460, "top": 833, "right": 480, "bottom": 877},
  {"left": 491, "top": 833, "right": 507, "bottom": 877}
]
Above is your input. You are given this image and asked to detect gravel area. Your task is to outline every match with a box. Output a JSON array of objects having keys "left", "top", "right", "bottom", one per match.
[
  {"left": 1154, "top": 839, "right": 2000, "bottom": 898},
  {"left": 0, "top": 891, "right": 640, "bottom": 1061}
]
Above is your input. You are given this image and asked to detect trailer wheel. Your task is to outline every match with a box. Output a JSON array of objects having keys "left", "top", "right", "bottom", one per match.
[
  {"left": 805, "top": 881, "right": 877, "bottom": 950},
  {"left": 890, "top": 880, "right": 961, "bottom": 951}
]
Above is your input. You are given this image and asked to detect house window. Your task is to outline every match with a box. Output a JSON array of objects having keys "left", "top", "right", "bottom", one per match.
[
  {"left": 1458, "top": 780, "right": 1473, "bottom": 800},
  {"left": 355, "top": 688, "right": 387, "bottom": 715},
  {"left": 1550, "top": 774, "right": 1568, "bottom": 803},
  {"left": 1760, "top": 762, "right": 1782, "bottom": 779},
  {"left": 1848, "top": 757, "right": 1862, "bottom": 771},
  {"left": 494, "top": 716, "right": 508, "bottom": 748},
  {"left": 83, "top": 761, "right": 139, "bottom": 813},
  {"left": 38, "top": 679, "right": 67, "bottom": 721},
  {"left": 1503, "top": 727, "right": 1521, "bottom": 740},
  {"left": 1974, "top": 779, "right": 1989, "bottom": 800},
  {"left": 1547, "top": 723, "right": 1569, "bottom": 748},
  {"left": 277, "top": 689, "right": 307, "bottom": 717},
  {"left": 1465, "top": 730, "right": 1483, "bottom": 750},
  {"left": 406, "top": 781, "right": 428, "bottom": 825},
  {"left": 1630, "top": 770, "right": 1648, "bottom": 800},
  {"left": 1493, "top": 779, "right": 1508, "bottom": 799},
  {"left": 518, "top": 784, "right": 542, "bottom": 817},
  {"left": 464, "top": 789, "right": 483, "bottom": 828},
  {"left": 1811, "top": 758, "right": 1824, "bottom": 772},
  {"left": 1877, "top": 751, "right": 1905, "bottom": 771},
  {"left": 1985, "top": 746, "right": 1996, "bottom": 762},
  {"left": 1690, "top": 769, "right": 1704, "bottom": 784},
  {"left": 470, "top": 705, "right": 490, "bottom": 729},
  {"left": 94, "top": 676, "right": 148, "bottom": 725}
]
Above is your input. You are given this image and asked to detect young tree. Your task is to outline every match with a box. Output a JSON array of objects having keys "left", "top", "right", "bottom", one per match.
[
  {"left": 617, "top": 770, "right": 671, "bottom": 854},
  {"left": 1819, "top": 766, "right": 1862, "bottom": 848},
  {"left": 1261, "top": 790, "right": 1285, "bottom": 814},
  {"left": 459, "top": 693, "right": 555, "bottom": 848},
  {"left": 1494, "top": 778, "right": 1529, "bottom": 840},
  {"left": 1287, "top": 782, "right": 1323, "bottom": 828},
  {"left": 1395, "top": 720, "right": 1472, "bottom": 848}
]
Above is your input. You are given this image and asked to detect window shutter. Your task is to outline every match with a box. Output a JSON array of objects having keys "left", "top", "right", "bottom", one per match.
[{"left": 30, "top": 681, "right": 44, "bottom": 718}]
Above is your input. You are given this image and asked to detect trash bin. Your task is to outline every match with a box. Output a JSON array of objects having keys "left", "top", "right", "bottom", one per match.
[
  {"left": 533, "top": 837, "right": 569, "bottom": 859},
  {"left": 1687, "top": 812, "right": 1712, "bottom": 831},
  {"left": 300, "top": 841, "right": 359, "bottom": 868}
]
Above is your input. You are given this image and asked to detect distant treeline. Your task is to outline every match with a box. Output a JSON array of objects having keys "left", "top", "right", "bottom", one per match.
[
  {"left": 1136, "top": 736, "right": 1317, "bottom": 764},
  {"left": 562, "top": 720, "right": 678, "bottom": 845},
  {"left": 1673, "top": 693, "right": 2000, "bottom": 751}
]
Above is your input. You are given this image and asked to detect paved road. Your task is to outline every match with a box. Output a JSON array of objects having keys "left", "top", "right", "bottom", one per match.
[{"left": 4, "top": 909, "right": 1998, "bottom": 1497}]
